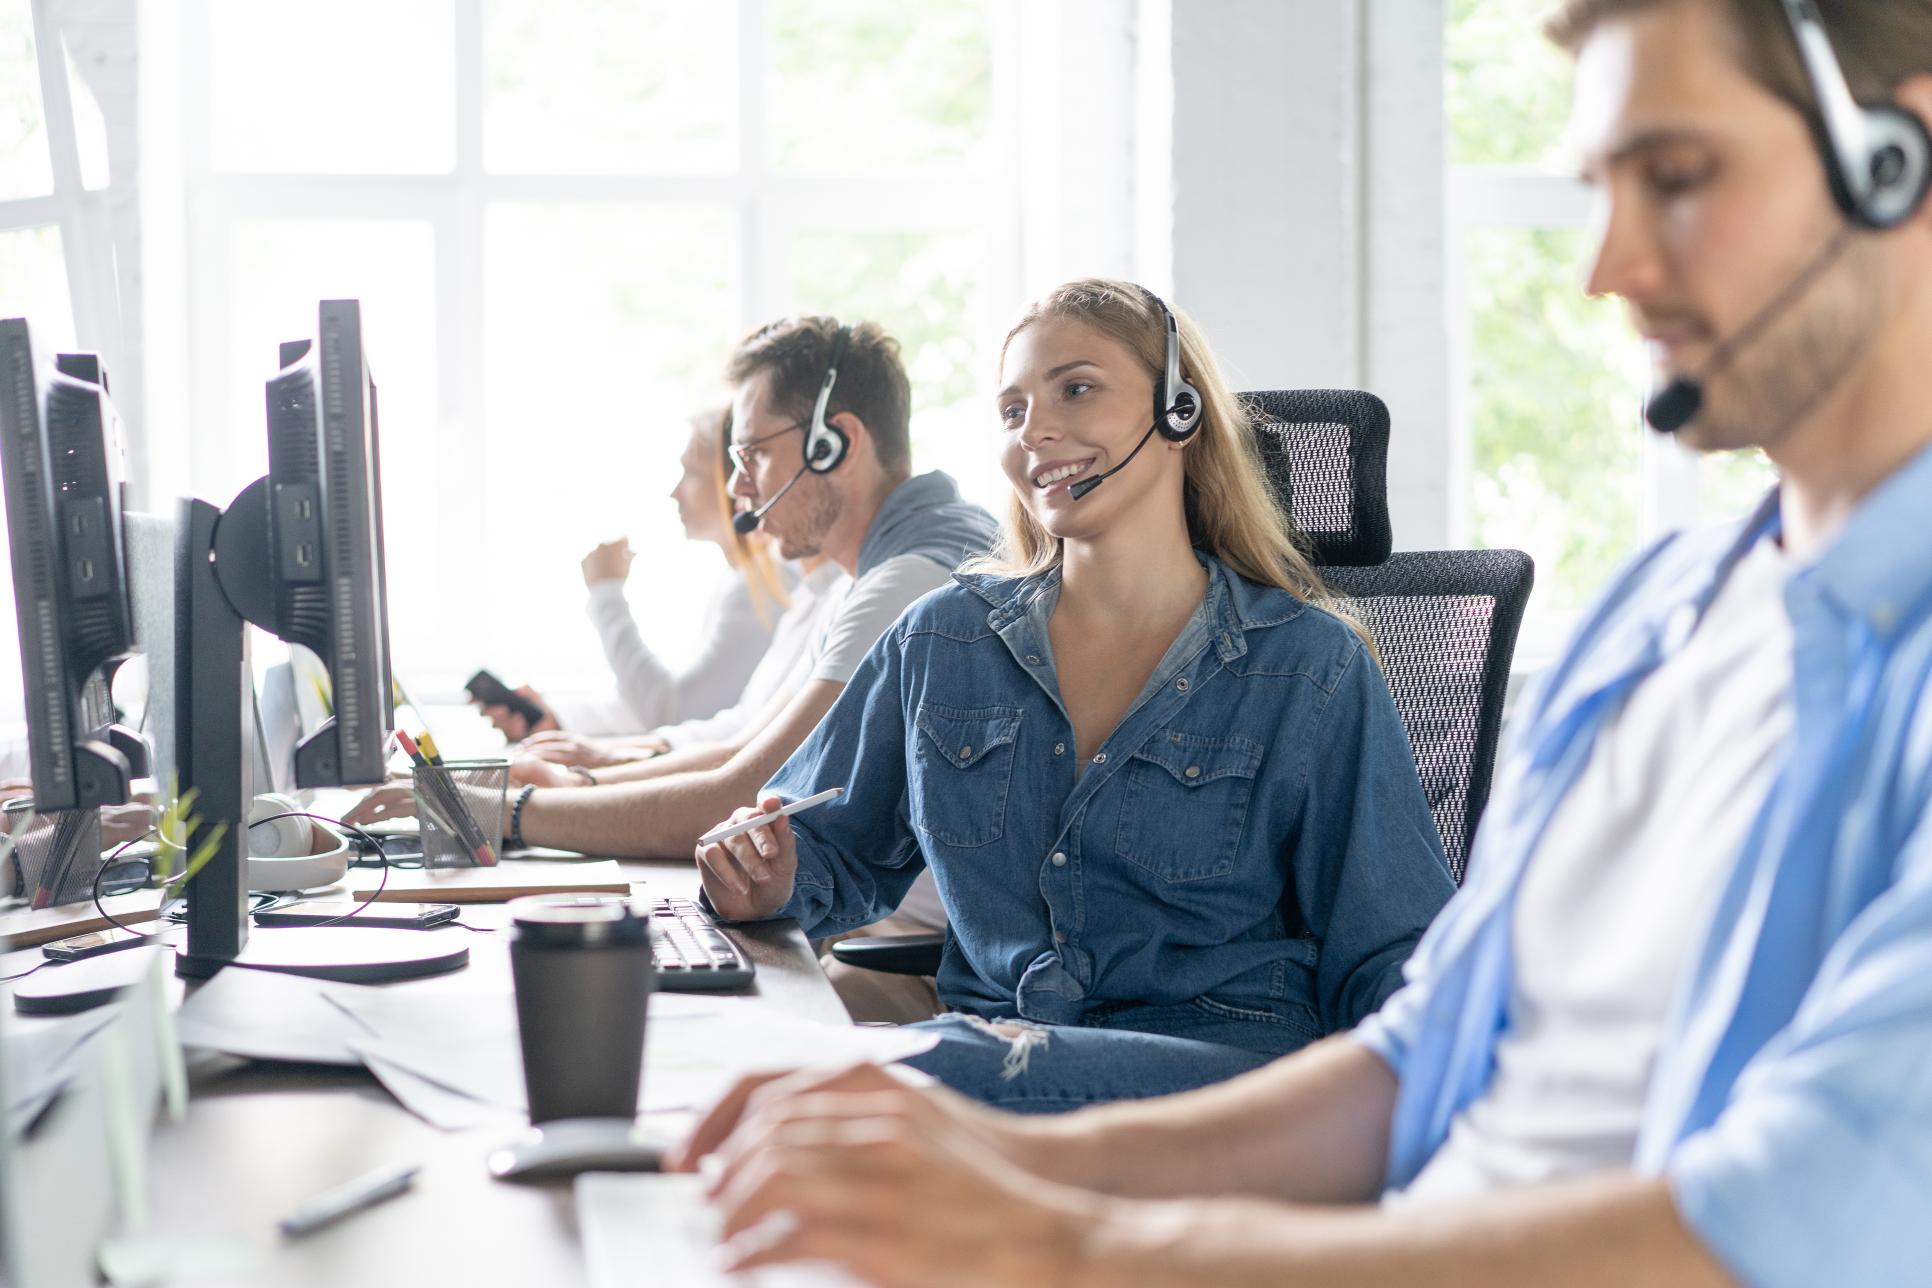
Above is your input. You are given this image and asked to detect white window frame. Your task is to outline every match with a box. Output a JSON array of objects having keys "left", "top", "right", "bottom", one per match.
[
  {"left": 1447, "top": 163, "right": 1714, "bottom": 658},
  {"left": 2, "top": 1, "right": 121, "bottom": 368},
  {"left": 170, "top": 0, "right": 1031, "bottom": 690}
]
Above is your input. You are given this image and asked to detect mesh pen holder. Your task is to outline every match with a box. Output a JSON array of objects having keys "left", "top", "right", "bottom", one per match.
[
  {"left": 412, "top": 759, "right": 508, "bottom": 868},
  {"left": 3, "top": 797, "right": 105, "bottom": 908}
]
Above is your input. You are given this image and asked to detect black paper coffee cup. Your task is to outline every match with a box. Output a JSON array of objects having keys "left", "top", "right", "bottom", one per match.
[{"left": 507, "top": 894, "right": 655, "bottom": 1123}]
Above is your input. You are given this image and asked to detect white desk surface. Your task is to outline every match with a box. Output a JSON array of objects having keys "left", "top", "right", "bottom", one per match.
[{"left": 3, "top": 857, "right": 848, "bottom": 1287}]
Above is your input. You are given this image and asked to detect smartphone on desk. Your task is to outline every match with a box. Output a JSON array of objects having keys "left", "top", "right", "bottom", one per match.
[
  {"left": 254, "top": 902, "right": 459, "bottom": 930},
  {"left": 464, "top": 669, "right": 548, "bottom": 728},
  {"left": 43, "top": 926, "right": 167, "bottom": 962}
]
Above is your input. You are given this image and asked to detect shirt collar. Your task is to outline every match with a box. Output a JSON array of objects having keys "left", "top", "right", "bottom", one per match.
[
  {"left": 1794, "top": 439, "right": 1932, "bottom": 639},
  {"left": 956, "top": 551, "right": 1308, "bottom": 651}
]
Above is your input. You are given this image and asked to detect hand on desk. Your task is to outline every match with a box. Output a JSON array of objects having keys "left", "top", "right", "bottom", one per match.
[
  {"left": 2, "top": 780, "right": 152, "bottom": 846},
  {"left": 519, "top": 730, "right": 667, "bottom": 769},
  {"left": 668, "top": 1062, "right": 1100, "bottom": 1286},
  {"left": 342, "top": 781, "right": 417, "bottom": 828},
  {"left": 477, "top": 685, "right": 558, "bottom": 742}
]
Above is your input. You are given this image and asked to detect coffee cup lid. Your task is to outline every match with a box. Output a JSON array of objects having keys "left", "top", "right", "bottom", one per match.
[{"left": 507, "top": 894, "right": 650, "bottom": 946}]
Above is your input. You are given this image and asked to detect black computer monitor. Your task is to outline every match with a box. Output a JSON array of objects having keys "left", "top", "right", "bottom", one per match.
[
  {"left": 263, "top": 300, "right": 395, "bottom": 788},
  {"left": 175, "top": 299, "right": 462, "bottom": 981},
  {"left": 0, "top": 319, "right": 145, "bottom": 815}
]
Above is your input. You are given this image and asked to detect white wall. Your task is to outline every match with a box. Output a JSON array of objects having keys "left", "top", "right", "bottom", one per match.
[{"left": 1162, "top": 0, "right": 1450, "bottom": 550}]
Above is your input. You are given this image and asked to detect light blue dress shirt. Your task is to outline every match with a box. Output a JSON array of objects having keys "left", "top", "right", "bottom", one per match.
[{"left": 1356, "top": 442, "right": 1932, "bottom": 1287}]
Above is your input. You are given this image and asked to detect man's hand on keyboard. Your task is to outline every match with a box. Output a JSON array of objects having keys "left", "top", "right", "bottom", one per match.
[{"left": 696, "top": 793, "right": 798, "bottom": 921}]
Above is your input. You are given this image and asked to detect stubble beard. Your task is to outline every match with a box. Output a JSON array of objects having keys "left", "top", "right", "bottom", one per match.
[
  {"left": 773, "top": 472, "right": 843, "bottom": 562},
  {"left": 1681, "top": 232, "right": 1889, "bottom": 457}
]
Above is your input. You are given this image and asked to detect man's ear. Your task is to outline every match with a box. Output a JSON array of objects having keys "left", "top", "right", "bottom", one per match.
[{"left": 1893, "top": 72, "right": 1932, "bottom": 228}]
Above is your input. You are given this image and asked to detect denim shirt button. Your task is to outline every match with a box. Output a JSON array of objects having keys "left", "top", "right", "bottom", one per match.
[
  {"left": 1025, "top": 654, "right": 1041, "bottom": 665},
  {"left": 1169, "top": 732, "right": 1182, "bottom": 743},
  {"left": 1091, "top": 752, "right": 1107, "bottom": 765},
  {"left": 1184, "top": 765, "right": 1201, "bottom": 779},
  {"left": 1053, "top": 742, "right": 1065, "bottom": 756},
  {"left": 1053, "top": 930, "right": 1067, "bottom": 943},
  {"left": 1176, "top": 677, "right": 1190, "bottom": 692},
  {"left": 1050, "top": 851, "right": 1067, "bottom": 867},
  {"left": 959, "top": 746, "right": 972, "bottom": 760}
]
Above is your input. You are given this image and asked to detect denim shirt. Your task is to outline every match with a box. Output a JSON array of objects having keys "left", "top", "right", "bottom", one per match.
[
  {"left": 764, "top": 552, "right": 1455, "bottom": 1041},
  {"left": 1355, "top": 442, "right": 1932, "bottom": 1288}
]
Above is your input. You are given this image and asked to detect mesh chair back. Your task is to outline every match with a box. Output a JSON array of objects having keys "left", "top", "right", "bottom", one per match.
[
  {"left": 1243, "top": 389, "right": 1392, "bottom": 567},
  {"left": 1323, "top": 550, "right": 1534, "bottom": 882}
]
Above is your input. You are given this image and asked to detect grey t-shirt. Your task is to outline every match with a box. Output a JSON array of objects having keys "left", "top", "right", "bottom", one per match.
[{"left": 800, "top": 471, "right": 995, "bottom": 928}]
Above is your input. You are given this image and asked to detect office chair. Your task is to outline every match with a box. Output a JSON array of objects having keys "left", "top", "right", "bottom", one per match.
[{"left": 830, "top": 390, "right": 1530, "bottom": 978}]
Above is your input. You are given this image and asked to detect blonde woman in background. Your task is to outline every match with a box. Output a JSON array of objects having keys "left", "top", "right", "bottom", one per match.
[{"left": 487, "top": 407, "right": 804, "bottom": 749}]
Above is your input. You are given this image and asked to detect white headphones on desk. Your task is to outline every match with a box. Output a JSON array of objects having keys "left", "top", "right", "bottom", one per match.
[{"left": 246, "top": 792, "right": 351, "bottom": 892}]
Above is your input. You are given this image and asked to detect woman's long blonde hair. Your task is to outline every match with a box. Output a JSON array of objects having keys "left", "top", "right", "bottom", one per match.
[
  {"left": 702, "top": 406, "right": 789, "bottom": 626},
  {"left": 967, "top": 278, "right": 1361, "bottom": 639}
]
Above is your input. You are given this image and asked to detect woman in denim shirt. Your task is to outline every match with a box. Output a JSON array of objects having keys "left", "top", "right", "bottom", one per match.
[{"left": 699, "top": 279, "right": 1455, "bottom": 1107}]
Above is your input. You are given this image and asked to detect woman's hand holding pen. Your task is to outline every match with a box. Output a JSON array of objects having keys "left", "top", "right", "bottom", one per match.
[{"left": 696, "top": 793, "right": 798, "bottom": 921}]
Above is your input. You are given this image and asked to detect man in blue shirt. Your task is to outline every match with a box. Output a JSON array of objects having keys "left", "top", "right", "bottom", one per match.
[{"left": 668, "top": 3, "right": 1932, "bottom": 1284}]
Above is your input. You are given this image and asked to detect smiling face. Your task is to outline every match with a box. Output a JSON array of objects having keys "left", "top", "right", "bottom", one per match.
[
  {"left": 996, "top": 314, "right": 1183, "bottom": 541},
  {"left": 1572, "top": 0, "right": 1894, "bottom": 452}
]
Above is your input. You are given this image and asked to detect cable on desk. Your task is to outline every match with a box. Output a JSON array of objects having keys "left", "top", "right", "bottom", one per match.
[
  {"left": 0, "top": 959, "right": 48, "bottom": 984},
  {"left": 89, "top": 811, "right": 404, "bottom": 936}
]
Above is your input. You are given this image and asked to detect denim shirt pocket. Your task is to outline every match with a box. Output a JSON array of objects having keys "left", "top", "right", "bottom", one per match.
[
  {"left": 911, "top": 702, "right": 1023, "bottom": 848},
  {"left": 1114, "top": 730, "right": 1265, "bottom": 882}
]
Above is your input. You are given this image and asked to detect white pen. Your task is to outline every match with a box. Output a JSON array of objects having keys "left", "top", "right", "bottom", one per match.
[
  {"left": 697, "top": 787, "right": 844, "bottom": 847},
  {"left": 277, "top": 1161, "right": 419, "bottom": 1238}
]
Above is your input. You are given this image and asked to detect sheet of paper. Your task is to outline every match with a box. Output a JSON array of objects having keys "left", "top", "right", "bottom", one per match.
[
  {"left": 173, "top": 968, "right": 379, "bottom": 1066},
  {"left": 327, "top": 987, "right": 941, "bottom": 1118},
  {"left": 354, "top": 1047, "right": 518, "bottom": 1132},
  {"left": 3, "top": 1009, "right": 115, "bottom": 1136},
  {"left": 577, "top": 1173, "right": 864, "bottom": 1288}
]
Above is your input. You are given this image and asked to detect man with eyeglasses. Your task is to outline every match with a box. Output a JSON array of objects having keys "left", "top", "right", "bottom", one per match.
[{"left": 495, "top": 317, "right": 993, "bottom": 1016}]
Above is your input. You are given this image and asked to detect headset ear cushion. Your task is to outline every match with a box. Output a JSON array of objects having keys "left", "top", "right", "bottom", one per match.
[{"left": 809, "top": 426, "right": 849, "bottom": 471}]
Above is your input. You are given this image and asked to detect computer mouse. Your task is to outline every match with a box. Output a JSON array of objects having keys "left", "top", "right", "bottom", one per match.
[{"left": 486, "top": 1117, "right": 666, "bottom": 1184}]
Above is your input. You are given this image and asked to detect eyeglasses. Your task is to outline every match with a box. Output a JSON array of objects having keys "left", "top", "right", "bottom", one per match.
[{"left": 726, "top": 421, "right": 809, "bottom": 478}]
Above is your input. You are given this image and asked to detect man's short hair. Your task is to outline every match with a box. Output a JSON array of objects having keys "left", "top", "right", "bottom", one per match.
[
  {"left": 724, "top": 316, "right": 913, "bottom": 477},
  {"left": 1546, "top": 0, "right": 1932, "bottom": 130}
]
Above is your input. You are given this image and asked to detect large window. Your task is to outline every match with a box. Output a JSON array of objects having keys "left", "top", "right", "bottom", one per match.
[
  {"left": 1447, "top": 0, "right": 1774, "bottom": 655},
  {"left": 178, "top": 0, "right": 1023, "bottom": 694},
  {"left": 0, "top": 0, "right": 120, "bottom": 725}
]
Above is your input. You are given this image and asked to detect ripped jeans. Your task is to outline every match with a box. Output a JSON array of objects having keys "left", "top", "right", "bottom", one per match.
[{"left": 898, "top": 997, "right": 1317, "bottom": 1113}]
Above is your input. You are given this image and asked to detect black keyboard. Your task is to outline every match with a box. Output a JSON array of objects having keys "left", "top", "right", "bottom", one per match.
[{"left": 650, "top": 897, "right": 755, "bottom": 991}]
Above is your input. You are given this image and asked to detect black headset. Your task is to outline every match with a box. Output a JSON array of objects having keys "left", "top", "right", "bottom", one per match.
[
  {"left": 730, "top": 322, "right": 853, "bottom": 533},
  {"left": 804, "top": 323, "right": 853, "bottom": 473},
  {"left": 1783, "top": 0, "right": 1931, "bottom": 229},
  {"left": 1146, "top": 290, "right": 1204, "bottom": 442},
  {"left": 1066, "top": 290, "right": 1204, "bottom": 500}
]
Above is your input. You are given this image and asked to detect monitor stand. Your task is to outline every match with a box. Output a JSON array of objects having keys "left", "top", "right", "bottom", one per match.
[
  {"left": 172, "top": 495, "right": 472, "bottom": 987},
  {"left": 174, "top": 926, "right": 469, "bottom": 983}
]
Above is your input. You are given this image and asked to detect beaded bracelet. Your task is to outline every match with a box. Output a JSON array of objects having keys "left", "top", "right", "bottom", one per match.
[{"left": 509, "top": 784, "right": 537, "bottom": 849}]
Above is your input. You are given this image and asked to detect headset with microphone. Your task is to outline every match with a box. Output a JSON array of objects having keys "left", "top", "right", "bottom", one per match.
[
  {"left": 733, "top": 323, "right": 854, "bottom": 534},
  {"left": 1645, "top": 0, "right": 1932, "bottom": 433},
  {"left": 1067, "top": 291, "right": 1206, "bottom": 500}
]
